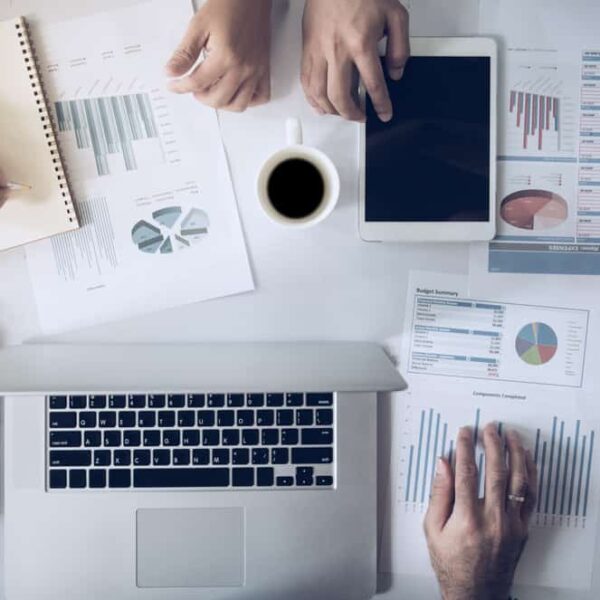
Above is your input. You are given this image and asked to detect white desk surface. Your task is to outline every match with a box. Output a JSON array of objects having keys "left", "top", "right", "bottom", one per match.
[{"left": 0, "top": 1, "right": 480, "bottom": 598}]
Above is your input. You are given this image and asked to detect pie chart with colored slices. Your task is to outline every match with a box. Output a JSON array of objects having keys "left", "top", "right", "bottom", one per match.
[
  {"left": 500, "top": 189, "right": 568, "bottom": 230},
  {"left": 515, "top": 323, "right": 558, "bottom": 366}
]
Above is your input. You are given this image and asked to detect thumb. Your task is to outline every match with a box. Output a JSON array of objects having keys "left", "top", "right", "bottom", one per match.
[
  {"left": 165, "top": 24, "right": 208, "bottom": 78},
  {"left": 424, "top": 457, "right": 454, "bottom": 534}
]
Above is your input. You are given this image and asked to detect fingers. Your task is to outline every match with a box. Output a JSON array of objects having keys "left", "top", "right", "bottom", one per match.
[
  {"left": 424, "top": 457, "right": 454, "bottom": 534},
  {"left": 385, "top": 4, "right": 410, "bottom": 80},
  {"left": 305, "top": 58, "right": 336, "bottom": 115},
  {"left": 454, "top": 427, "right": 479, "bottom": 515},
  {"left": 226, "top": 79, "right": 258, "bottom": 113},
  {"left": 354, "top": 49, "right": 393, "bottom": 122},
  {"left": 522, "top": 448, "right": 538, "bottom": 525},
  {"left": 168, "top": 53, "right": 225, "bottom": 95},
  {"left": 165, "top": 17, "right": 209, "bottom": 78},
  {"left": 327, "top": 58, "right": 364, "bottom": 121},
  {"left": 483, "top": 423, "right": 508, "bottom": 511},
  {"left": 192, "top": 70, "right": 243, "bottom": 109},
  {"left": 249, "top": 74, "right": 271, "bottom": 107}
]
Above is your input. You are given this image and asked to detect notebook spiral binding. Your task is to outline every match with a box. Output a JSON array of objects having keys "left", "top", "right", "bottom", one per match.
[{"left": 14, "top": 18, "right": 77, "bottom": 225}]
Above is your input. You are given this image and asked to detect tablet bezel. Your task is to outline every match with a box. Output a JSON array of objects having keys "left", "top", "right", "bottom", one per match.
[{"left": 359, "top": 37, "right": 498, "bottom": 242}]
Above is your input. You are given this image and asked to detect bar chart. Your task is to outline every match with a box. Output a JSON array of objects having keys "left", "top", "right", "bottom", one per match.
[{"left": 509, "top": 89, "right": 560, "bottom": 152}]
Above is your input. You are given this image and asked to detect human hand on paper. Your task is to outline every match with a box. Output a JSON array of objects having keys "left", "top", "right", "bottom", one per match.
[
  {"left": 166, "top": 0, "right": 272, "bottom": 112},
  {"left": 301, "top": 0, "right": 409, "bottom": 122},
  {"left": 424, "top": 424, "right": 537, "bottom": 600}
]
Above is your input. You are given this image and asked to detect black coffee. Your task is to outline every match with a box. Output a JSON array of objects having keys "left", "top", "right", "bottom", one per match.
[{"left": 267, "top": 158, "right": 325, "bottom": 219}]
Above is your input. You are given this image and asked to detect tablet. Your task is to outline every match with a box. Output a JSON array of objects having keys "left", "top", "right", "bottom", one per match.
[{"left": 359, "top": 37, "right": 497, "bottom": 242}]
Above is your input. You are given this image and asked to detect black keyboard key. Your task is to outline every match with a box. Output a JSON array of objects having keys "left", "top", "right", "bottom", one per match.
[
  {"left": 212, "top": 449, "right": 230, "bottom": 465},
  {"left": 242, "top": 429, "right": 259, "bottom": 446},
  {"left": 49, "top": 450, "right": 91, "bottom": 467},
  {"left": 197, "top": 410, "right": 215, "bottom": 427},
  {"left": 296, "top": 467, "right": 314, "bottom": 486},
  {"left": 123, "top": 430, "right": 141, "bottom": 447},
  {"left": 296, "top": 409, "right": 313, "bottom": 426},
  {"left": 114, "top": 449, "right": 131, "bottom": 466},
  {"left": 108, "top": 395, "right": 126, "bottom": 409},
  {"left": 158, "top": 411, "right": 175, "bottom": 427},
  {"left": 173, "top": 449, "right": 190, "bottom": 465},
  {"left": 89, "top": 469, "right": 107, "bottom": 488},
  {"left": 187, "top": 394, "right": 205, "bottom": 408},
  {"left": 292, "top": 447, "right": 333, "bottom": 464},
  {"left": 257, "top": 467, "right": 274, "bottom": 487},
  {"left": 103, "top": 431, "right": 121, "bottom": 447},
  {"left": 297, "top": 467, "right": 314, "bottom": 478},
  {"left": 306, "top": 393, "right": 333, "bottom": 407},
  {"left": 192, "top": 449, "right": 210, "bottom": 465},
  {"left": 69, "top": 395, "right": 87, "bottom": 409},
  {"left": 89, "top": 395, "right": 107, "bottom": 409},
  {"left": 317, "top": 476, "right": 334, "bottom": 486},
  {"left": 277, "top": 410, "right": 294, "bottom": 426},
  {"left": 177, "top": 410, "right": 195, "bottom": 427},
  {"left": 222, "top": 429, "right": 240, "bottom": 446},
  {"left": 316, "top": 409, "right": 333, "bottom": 426},
  {"left": 266, "top": 393, "right": 284, "bottom": 407},
  {"left": 276, "top": 476, "right": 294, "bottom": 487},
  {"left": 50, "top": 431, "right": 82, "bottom": 447},
  {"left": 202, "top": 430, "right": 220, "bottom": 446},
  {"left": 138, "top": 411, "right": 156, "bottom": 428},
  {"left": 286, "top": 393, "right": 303, "bottom": 407},
  {"left": 84, "top": 431, "right": 102, "bottom": 447},
  {"left": 236, "top": 410, "right": 254, "bottom": 427},
  {"left": 69, "top": 469, "right": 87, "bottom": 488},
  {"left": 109, "top": 469, "right": 131, "bottom": 488},
  {"left": 227, "top": 394, "right": 244, "bottom": 407},
  {"left": 134, "top": 468, "right": 230, "bottom": 488},
  {"left": 256, "top": 409, "right": 274, "bottom": 426},
  {"left": 232, "top": 467, "right": 254, "bottom": 487},
  {"left": 232, "top": 448, "right": 250, "bottom": 465},
  {"left": 153, "top": 449, "right": 171, "bottom": 465},
  {"left": 281, "top": 429, "right": 299, "bottom": 445},
  {"left": 182, "top": 430, "right": 200, "bottom": 446},
  {"left": 272, "top": 448, "right": 289, "bottom": 464},
  {"left": 79, "top": 412, "right": 97, "bottom": 428},
  {"left": 163, "top": 430, "right": 181, "bottom": 446},
  {"left": 49, "top": 396, "right": 67, "bottom": 409},
  {"left": 143, "top": 430, "right": 161, "bottom": 447},
  {"left": 49, "top": 412, "right": 77, "bottom": 428},
  {"left": 217, "top": 410, "right": 234, "bottom": 427},
  {"left": 49, "top": 469, "right": 67, "bottom": 489},
  {"left": 247, "top": 394, "right": 265, "bottom": 407},
  {"left": 94, "top": 450, "right": 111, "bottom": 466},
  {"left": 261, "top": 429, "right": 279, "bottom": 446},
  {"left": 148, "top": 394, "right": 166, "bottom": 408},
  {"left": 207, "top": 394, "right": 225, "bottom": 407},
  {"left": 118, "top": 411, "right": 136, "bottom": 428},
  {"left": 128, "top": 394, "right": 146, "bottom": 408},
  {"left": 252, "top": 448, "right": 269, "bottom": 465},
  {"left": 98, "top": 411, "right": 116, "bottom": 428},
  {"left": 168, "top": 394, "right": 185, "bottom": 408},
  {"left": 134, "top": 450, "right": 151, "bottom": 465},
  {"left": 302, "top": 428, "right": 333, "bottom": 445}
]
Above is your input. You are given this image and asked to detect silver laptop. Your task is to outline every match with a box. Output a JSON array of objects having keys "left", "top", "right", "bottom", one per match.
[{"left": 0, "top": 342, "right": 406, "bottom": 600}]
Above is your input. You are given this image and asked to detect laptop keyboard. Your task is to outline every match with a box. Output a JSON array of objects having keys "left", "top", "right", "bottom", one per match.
[{"left": 46, "top": 393, "right": 335, "bottom": 491}]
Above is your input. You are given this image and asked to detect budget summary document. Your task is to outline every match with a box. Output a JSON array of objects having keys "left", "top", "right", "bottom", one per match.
[{"left": 24, "top": 0, "right": 254, "bottom": 334}]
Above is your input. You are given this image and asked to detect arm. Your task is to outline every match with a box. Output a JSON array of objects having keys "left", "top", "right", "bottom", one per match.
[
  {"left": 301, "top": 0, "right": 409, "bottom": 122},
  {"left": 166, "top": 0, "right": 272, "bottom": 112},
  {"left": 424, "top": 424, "right": 537, "bottom": 600}
]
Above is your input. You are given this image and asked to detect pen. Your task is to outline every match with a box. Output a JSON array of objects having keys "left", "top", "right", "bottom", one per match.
[{"left": 3, "top": 181, "right": 32, "bottom": 192}]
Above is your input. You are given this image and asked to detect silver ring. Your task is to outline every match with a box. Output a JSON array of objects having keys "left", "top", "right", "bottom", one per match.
[{"left": 507, "top": 494, "right": 526, "bottom": 503}]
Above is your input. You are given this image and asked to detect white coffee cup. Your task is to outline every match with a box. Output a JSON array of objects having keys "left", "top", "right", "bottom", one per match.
[{"left": 257, "top": 118, "right": 340, "bottom": 228}]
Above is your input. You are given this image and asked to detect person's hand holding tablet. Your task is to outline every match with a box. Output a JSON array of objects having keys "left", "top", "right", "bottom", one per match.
[{"left": 301, "top": 0, "right": 410, "bottom": 122}]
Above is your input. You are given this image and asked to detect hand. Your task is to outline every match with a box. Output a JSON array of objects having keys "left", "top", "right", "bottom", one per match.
[
  {"left": 301, "top": 0, "right": 409, "bottom": 122},
  {"left": 166, "top": 0, "right": 272, "bottom": 112},
  {"left": 424, "top": 424, "right": 538, "bottom": 600},
  {"left": 0, "top": 169, "right": 8, "bottom": 209}
]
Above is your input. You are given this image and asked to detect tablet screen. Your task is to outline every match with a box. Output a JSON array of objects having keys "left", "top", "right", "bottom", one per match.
[{"left": 365, "top": 56, "right": 491, "bottom": 223}]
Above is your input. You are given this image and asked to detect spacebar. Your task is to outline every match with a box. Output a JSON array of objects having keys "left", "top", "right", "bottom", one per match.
[{"left": 134, "top": 468, "right": 230, "bottom": 488}]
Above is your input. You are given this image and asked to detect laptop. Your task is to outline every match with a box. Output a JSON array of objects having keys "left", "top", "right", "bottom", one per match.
[{"left": 0, "top": 342, "right": 406, "bottom": 599}]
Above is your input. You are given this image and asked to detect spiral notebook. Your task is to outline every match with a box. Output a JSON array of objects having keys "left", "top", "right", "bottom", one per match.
[{"left": 0, "top": 17, "right": 78, "bottom": 252}]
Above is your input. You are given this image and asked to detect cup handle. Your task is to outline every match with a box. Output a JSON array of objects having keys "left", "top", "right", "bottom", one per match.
[{"left": 286, "top": 117, "right": 303, "bottom": 146}]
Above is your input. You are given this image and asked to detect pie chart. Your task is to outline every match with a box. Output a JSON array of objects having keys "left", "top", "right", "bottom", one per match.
[
  {"left": 500, "top": 189, "right": 568, "bottom": 230},
  {"left": 515, "top": 323, "right": 558, "bottom": 366}
]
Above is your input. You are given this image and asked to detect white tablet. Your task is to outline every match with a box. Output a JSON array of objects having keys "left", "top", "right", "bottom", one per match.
[{"left": 359, "top": 37, "right": 497, "bottom": 242}]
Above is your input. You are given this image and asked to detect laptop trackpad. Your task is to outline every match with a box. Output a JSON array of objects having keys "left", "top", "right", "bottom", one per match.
[{"left": 136, "top": 508, "right": 245, "bottom": 588}]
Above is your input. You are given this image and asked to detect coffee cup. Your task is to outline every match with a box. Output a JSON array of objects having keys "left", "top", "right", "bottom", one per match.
[{"left": 257, "top": 118, "right": 340, "bottom": 228}]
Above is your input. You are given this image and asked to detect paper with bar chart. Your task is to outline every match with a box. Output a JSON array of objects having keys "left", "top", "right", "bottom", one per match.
[
  {"left": 381, "top": 273, "right": 598, "bottom": 589},
  {"left": 23, "top": 1, "right": 253, "bottom": 333}
]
